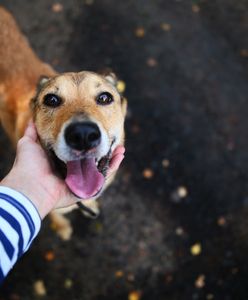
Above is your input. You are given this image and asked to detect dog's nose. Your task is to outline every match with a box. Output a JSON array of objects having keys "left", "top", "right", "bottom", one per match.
[{"left": 65, "top": 122, "right": 101, "bottom": 151}]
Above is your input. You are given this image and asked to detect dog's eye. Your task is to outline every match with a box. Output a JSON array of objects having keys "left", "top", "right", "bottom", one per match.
[
  {"left": 43, "top": 94, "right": 62, "bottom": 107},
  {"left": 97, "top": 92, "right": 113, "bottom": 105}
]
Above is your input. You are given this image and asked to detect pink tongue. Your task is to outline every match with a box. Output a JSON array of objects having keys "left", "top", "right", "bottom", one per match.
[{"left": 65, "top": 158, "right": 104, "bottom": 199}]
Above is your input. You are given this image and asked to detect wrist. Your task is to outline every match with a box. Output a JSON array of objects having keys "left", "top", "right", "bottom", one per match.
[
  {"left": 0, "top": 171, "right": 56, "bottom": 219},
  {"left": 0, "top": 186, "right": 41, "bottom": 236}
]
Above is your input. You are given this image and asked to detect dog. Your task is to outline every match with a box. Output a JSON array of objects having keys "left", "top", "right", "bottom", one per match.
[{"left": 0, "top": 7, "right": 127, "bottom": 239}]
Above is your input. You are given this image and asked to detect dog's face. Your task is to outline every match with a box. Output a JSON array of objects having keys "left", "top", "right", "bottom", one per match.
[{"left": 32, "top": 71, "right": 127, "bottom": 200}]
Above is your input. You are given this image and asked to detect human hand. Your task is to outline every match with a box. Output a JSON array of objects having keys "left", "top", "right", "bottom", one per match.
[
  {"left": 1, "top": 121, "right": 76, "bottom": 218},
  {"left": 0, "top": 121, "right": 125, "bottom": 219}
]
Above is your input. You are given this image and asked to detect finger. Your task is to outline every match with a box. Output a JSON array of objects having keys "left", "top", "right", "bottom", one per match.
[
  {"left": 108, "top": 153, "right": 125, "bottom": 174},
  {"left": 54, "top": 188, "right": 78, "bottom": 209},
  {"left": 112, "top": 145, "right": 125, "bottom": 156},
  {"left": 24, "top": 120, "right": 37, "bottom": 141}
]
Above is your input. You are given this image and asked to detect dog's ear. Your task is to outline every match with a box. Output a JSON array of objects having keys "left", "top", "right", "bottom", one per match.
[
  {"left": 37, "top": 75, "right": 50, "bottom": 90},
  {"left": 99, "top": 68, "right": 118, "bottom": 87},
  {"left": 104, "top": 72, "right": 118, "bottom": 87}
]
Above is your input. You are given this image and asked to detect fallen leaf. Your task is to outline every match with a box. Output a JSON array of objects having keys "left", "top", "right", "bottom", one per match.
[
  {"left": 162, "top": 159, "right": 170, "bottom": 168},
  {"left": 192, "top": 4, "right": 200, "bottom": 13},
  {"left": 44, "top": 250, "right": 55, "bottom": 261},
  {"left": 190, "top": 243, "right": 202, "bottom": 256},
  {"left": 146, "top": 57, "right": 158, "bottom": 67},
  {"left": 175, "top": 226, "right": 184, "bottom": 236},
  {"left": 161, "top": 23, "right": 171, "bottom": 31},
  {"left": 217, "top": 216, "right": 227, "bottom": 227},
  {"left": 240, "top": 49, "right": 248, "bottom": 57},
  {"left": 33, "top": 280, "right": 46, "bottom": 296},
  {"left": 115, "top": 270, "right": 124, "bottom": 278},
  {"left": 172, "top": 186, "right": 188, "bottom": 203},
  {"left": 142, "top": 168, "right": 154, "bottom": 179},
  {"left": 177, "top": 186, "right": 188, "bottom": 198},
  {"left": 52, "top": 3, "right": 63, "bottom": 13},
  {"left": 127, "top": 273, "right": 135, "bottom": 282},
  {"left": 128, "top": 291, "right": 142, "bottom": 300},
  {"left": 135, "top": 27, "right": 145, "bottom": 38},
  {"left": 195, "top": 274, "right": 205, "bottom": 288},
  {"left": 117, "top": 80, "right": 126, "bottom": 93},
  {"left": 64, "top": 278, "right": 73, "bottom": 289}
]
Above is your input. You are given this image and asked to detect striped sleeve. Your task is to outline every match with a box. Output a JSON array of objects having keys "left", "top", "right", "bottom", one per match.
[{"left": 0, "top": 186, "right": 41, "bottom": 283}]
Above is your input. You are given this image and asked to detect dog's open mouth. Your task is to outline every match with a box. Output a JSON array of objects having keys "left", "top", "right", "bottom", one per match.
[
  {"left": 65, "top": 154, "right": 110, "bottom": 199},
  {"left": 49, "top": 146, "right": 112, "bottom": 200}
]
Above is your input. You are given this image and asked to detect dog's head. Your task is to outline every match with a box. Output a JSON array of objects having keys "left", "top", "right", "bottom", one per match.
[{"left": 31, "top": 71, "right": 127, "bottom": 200}]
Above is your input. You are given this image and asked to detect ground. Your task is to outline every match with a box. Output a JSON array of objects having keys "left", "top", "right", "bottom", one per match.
[{"left": 0, "top": 0, "right": 248, "bottom": 299}]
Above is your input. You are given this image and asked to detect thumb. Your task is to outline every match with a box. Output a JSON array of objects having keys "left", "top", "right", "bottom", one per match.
[
  {"left": 15, "top": 121, "right": 39, "bottom": 164},
  {"left": 23, "top": 120, "right": 38, "bottom": 142}
]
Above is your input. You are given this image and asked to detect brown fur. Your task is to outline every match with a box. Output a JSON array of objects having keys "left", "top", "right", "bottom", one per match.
[
  {"left": 0, "top": 7, "right": 55, "bottom": 142},
  {"left": 0, "top": 7, "right": 127, "bottom": 240}
]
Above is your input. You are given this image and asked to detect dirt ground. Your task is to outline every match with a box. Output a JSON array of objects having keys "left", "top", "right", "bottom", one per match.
[{"left": 0, "top": 0, "right": 248, "bottom": 299}]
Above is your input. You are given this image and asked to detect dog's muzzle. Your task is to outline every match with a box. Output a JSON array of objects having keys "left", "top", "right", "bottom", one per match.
[{"left": 58, "top": 121, "right": 112, "bottom": 200}]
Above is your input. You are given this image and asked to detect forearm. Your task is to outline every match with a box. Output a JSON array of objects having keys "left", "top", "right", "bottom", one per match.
[{"left": 0, "top": 186, "right": 41, "bottom": 283}]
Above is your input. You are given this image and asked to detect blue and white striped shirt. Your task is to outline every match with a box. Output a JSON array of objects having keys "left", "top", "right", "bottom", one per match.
[{"left": 0, "top": 186, "right": 41, "bottom": 283}]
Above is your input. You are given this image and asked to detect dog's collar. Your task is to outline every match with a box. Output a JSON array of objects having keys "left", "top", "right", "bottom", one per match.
[{"left": 77, "top": 202, "right": 98, "bottom": 218}]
